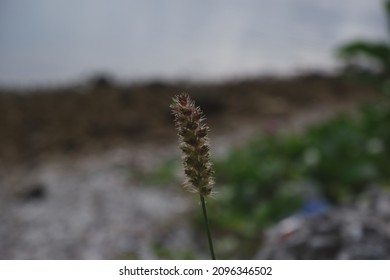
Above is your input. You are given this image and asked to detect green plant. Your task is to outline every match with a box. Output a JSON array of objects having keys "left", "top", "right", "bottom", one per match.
[
  {"left": 212, "top": 105, "right": 389, "bottom": 257},
  {"left": 303, "top": 112, "right": 381, "bottom": 201},
  {"left": 337, "top": 0, "right": 390, "bottom": 95},
  {"left": 170, "top": 93, "right": 216, "bottom": 260}
]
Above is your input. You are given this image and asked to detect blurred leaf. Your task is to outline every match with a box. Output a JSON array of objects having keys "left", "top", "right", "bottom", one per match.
[
  {"left": 336, "top": 0, "right": 390, "bottom": 95},
  {"left": 338, "top": 41, "right": 390, "bottom": 67}
]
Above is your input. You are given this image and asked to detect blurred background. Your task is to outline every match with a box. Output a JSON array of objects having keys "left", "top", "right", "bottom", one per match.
[{"left": 0, "top": 0, "right": 389, "bottom": 259}]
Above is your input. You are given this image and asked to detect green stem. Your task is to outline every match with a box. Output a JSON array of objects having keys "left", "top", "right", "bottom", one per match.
[{"left": 200, "top": 194, "right": 216, "bottom": 260}]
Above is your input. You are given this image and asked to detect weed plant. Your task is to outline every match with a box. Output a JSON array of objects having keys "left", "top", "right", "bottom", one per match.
[{"left": 170, "top": 93, "right": 216, "bottom": 260}]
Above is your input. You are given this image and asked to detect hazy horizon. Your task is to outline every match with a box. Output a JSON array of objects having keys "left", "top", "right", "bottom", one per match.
[{"left": 0, "top": 0, "right": 387, "bottom": 87}]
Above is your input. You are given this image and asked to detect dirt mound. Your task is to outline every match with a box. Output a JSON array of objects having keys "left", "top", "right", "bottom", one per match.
[{"left": 0, "top": 74, "right": 382, "bottom": 163}]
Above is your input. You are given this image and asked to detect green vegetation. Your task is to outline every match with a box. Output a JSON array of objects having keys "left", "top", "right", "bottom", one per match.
[
  {"left": 217, "top": 104, "right": 390, "bottom": 204},
  {"left": 212, "top": 105, "right": 389, "bottom": 258},
  {"left": 338, "top": 0, "right": 390, "bottom": 95}
]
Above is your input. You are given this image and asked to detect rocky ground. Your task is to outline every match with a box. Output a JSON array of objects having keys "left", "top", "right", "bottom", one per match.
[
  {"left": 0, "top": 146, "right": 196, "bottom": 259},
  {"left": 0, "top": 74, "right": 384, "bottom": 259}
]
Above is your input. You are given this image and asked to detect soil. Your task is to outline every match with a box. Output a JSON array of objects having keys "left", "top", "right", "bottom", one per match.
[{"left": 0, "top": 74, "right": 382, "bottom": 164}]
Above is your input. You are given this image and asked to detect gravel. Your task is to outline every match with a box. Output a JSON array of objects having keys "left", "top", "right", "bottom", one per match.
[{"left": 0, "top": 146, "right": 196, "bottom": 259}]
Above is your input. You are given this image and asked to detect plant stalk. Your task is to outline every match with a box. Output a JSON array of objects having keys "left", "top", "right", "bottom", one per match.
[{"left": 200, "top": 194, "right": 216, "bottom": 260}]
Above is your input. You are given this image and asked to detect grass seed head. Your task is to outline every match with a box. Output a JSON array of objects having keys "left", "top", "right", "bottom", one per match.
[{"left": 170, "top": 93, "right": 214, "bottom": 197}]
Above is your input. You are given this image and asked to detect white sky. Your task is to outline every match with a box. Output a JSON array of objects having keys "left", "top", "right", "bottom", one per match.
[{"left": 0, "top": 0, "right": 386, "bottom": 87}]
